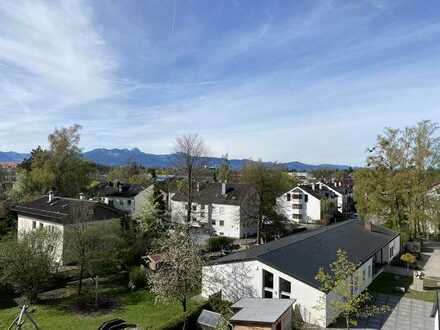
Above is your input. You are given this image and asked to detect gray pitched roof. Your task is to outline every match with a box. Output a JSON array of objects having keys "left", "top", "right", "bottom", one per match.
[
  {"left": 197, "top": 310, "right": 223, "bottom": 328},
  {"left": 94, "top": 183, "right": 145, "bottom": 198},
  {"left": 210, "top": 220, "right": 399, "bottom": 289},
  {"left": 230, "top": 298, "right": 294, "bottom": 324},
  {"left": 172, "top": 183, "right": 256, "bottom": 206},
  {"left": 12, "top": 196, "right": 124, "bottom": 225}
]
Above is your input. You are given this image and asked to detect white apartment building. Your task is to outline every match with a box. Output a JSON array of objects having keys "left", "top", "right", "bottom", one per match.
[
  {"left": 276, "top": 184, "right": 338, "bottom": 224},
  {"left": 316, "top": 181, "right": 353, "bottom": 214},
  {"left": 12, "top": 192, "right": 123, "bottom": 264},
  {"left": 171, "top": 182, "right": 259, "bottom": 239}
]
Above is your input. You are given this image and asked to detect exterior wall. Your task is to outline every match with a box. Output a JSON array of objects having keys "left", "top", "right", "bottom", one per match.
[
  {"left": 382, "top": 236, "right": 400, "bottom": 263},
  {"left": 233, "top": 325, "right": 271, "bottom": 330},
  {"left": 435, "top": 309, "right": 439, "bottom": 330},
  {"left": 211, "top": 203, "right": 241, "bottom": 238},
  {"left": 134, "top": 186, "right": 154, "bottom": 217},
  {"left": 102, "top": 196, "right": 135, "bottom": 214},
  {"left": 276, "top": 188, "right": 322, "bottom": 224},
  {"left": 170, "top": 199, "right": 257, "bottom": 239},
  {"left": 201, "top": 261, "right": 326, "bottom": 326},
  {"left": 17, "top": 215, "right": 64, "bottom": 263}
]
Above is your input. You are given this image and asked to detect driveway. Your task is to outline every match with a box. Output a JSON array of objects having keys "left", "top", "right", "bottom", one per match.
[
  {"left": 351, "top": 294, "right": 435, "bottom": 330},
  {"left": 421, "top": 240, "right": 440, "bottom": 277}
]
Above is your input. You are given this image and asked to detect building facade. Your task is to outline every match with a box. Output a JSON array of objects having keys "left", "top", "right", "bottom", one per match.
[
  {"left": 202, "top": 220, "right": 400, "bottom": 327},
  {"left": 171, "top": 182, "right": 259, "bottom": 239}
]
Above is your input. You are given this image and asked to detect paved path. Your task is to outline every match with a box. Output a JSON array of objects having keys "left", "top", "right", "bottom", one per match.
[
  {"left": 422, "top": 240, "right": 440, "bottom": 277},
  {"left": 350, "top": 294, "right": 435, "bottom": 330}
]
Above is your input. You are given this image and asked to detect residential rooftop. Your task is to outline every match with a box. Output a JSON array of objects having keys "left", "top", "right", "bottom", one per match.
[
  {"left": 230, "top": 298, "right": 294, "bottom": 324},
  {"left": 12, "top": 195, "right": 125, "bottom": 225},
  {"left": 172, "top": 182, "right": 256, "bottom": 206},
  {"left": 211, "top": 219, "right": 399, "bottom": 289}
]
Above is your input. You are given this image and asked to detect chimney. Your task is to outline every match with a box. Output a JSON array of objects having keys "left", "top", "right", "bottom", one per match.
[
  {"left": 79, "top": 192, "right": 85, "bottom": 200},
  {"left": 48, "top": 191, "right": 54, "bottom": 203},
  {"left": 319, "top": 182, "right": 322, "bottom": 189},
  {"left": 222, "top": 182, "right": 227, "bottom": 195},
  {"left": 364, "top": 221, "right": 373, "bottom": 232},
  {"left": 311, "top": 183, "right": 315, "bottom": 191}
]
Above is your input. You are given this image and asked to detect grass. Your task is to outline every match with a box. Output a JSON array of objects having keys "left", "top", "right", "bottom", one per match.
[
  {"left": 0, "top": 283, "right": 200, "bottom": 330},
  {"left": 369, "top": 272, "right": 437, "bottom": 303}
]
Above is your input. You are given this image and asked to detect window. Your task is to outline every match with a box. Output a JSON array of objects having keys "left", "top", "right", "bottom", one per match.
[
  {"left": 192, "top": 217, "right": 197, "bottom": 222},
  {"left": 211, "top": 220, "right": 216, "bottom": 225},
  {"left": 201, "top": 212, "right": 205, "bottom": 218},
  {"left": 293, "top": 214, "right": 303, "bottom": 220},
  {"left": 184, "top": 204, "right": 188, "bottom": 210},
  {"left": 286, "top": 193, "right": 291, "bottom": 201},
  {"left": 368, "top": 264, "right": 372, "bottom": 278},
  {"left": 362, "top": 270, "right": 366, "bottom": 282},
  {"left": 39, "top": 223, "right": 44, "bottom": 229},
  {"left": 201, "top": 204, "right": 206, "bottom": 210},
  {"left": 219, "top": 232, "right": 224, "bottom": 236},
  {"left": 127, "top": 200, "right": 132, "bottom": 206},
  {"left": 32, "top": 221, "right": 36, "bottom": 229},
  {"left": 192, "top": 204, "right": 197, "bottom": 211},
  {"left": 119, "top": 199, "right": 124, "bottom": 205},
  {"left": 264, "top": 291, "right": 273, "bottom": 298},
  {"left": 292, "top": 193, "right": 302, "bottom": 200},
  {"left": 292, "top": 204, "right": 302, "bottom": 209},
  {"left": 390, "top": 246, "right": 394, "bottom": 258},
  {"left": 219, "top": 220, "right": 224, "bottom": 226},
  {"left": 263, "top": 270, "right": 274, "bottom": 289},
  {"left": 219, "top": 207, "right": 224, "bottom": 214},
  {"left": 304, "top": 195, "right": 308, "bottom": 203},
  {"left": 279, "top": 277, "right": 291, "bottom": 299}
]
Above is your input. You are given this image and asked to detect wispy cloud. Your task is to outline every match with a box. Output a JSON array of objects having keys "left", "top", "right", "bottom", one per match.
[{"left": 1, "top": 0, "right": 440, "bottom": 165}]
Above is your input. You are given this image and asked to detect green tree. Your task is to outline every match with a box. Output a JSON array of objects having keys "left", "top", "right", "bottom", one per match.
[
  {"left": 315, "top": 249, "right": 389, "bottom": 329},
  {"left": 321, "top": 197, "right": 338, "bottom": 225},
  {"left": 241, "top": 160, "right": 291, "bottom": 243},
  {"left": 0, "top": 228, "right": 61, "bottom": 303},
  {"left": 354, "top": 120, "right": 440, "bottom": 239},
  {"left": 9, "top": 126, "right": 95, "bottom": 201},
  {"left": 64, "top": 220, "right": 128, "bottom": 304}
]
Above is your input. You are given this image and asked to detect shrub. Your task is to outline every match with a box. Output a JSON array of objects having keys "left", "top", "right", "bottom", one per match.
[
  {"left": 208, "top": 236, "right": 234, "bottom": 252},
  {"left": 128, "top": 266, "right": 147, "bottom": 290}
]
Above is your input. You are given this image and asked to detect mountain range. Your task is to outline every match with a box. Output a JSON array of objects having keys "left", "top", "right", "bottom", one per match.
[{"left": 0, "top": 148, "right": 352, "bottom": 171}]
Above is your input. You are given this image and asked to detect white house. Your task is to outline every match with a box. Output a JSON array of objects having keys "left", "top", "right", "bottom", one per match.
[
  {"left": 94, "top": 182, "right": 150, "bottom": 215},
  {"left": 171, "top": 182, "right": 259, "bottom": 239},
  {"left": 317, "top": 181, "right": 353, "bottom": 214},
  {"left": 12, "top": 192, "right": 124, "bottom": 264},
  {"left": 276, "top": 184, "right": 338, "bottom": 224},
  {"left": 201, "top": 220, "right": 400, "bottom": 327}
]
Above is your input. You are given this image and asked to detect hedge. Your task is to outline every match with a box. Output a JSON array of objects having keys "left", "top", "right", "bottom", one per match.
[{"left": 207, "top": 236, "right": 234, "bottom": 252}]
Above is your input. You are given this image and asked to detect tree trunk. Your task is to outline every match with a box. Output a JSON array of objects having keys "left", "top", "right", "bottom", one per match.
[
  {"left": 181, "top": 296, "right": 187, "bottom": 312},
  {"left": 345, "top": 315, "right": 350, "bottom": 330},
  {"left": 94, "top": 275, "right": 99, "bottom": 308},
  {"left": 187, "top": 170, "right": 192, "bottom": 224},
  {"left": 78, "top": 264, "right": 84, "bottom": 296}
]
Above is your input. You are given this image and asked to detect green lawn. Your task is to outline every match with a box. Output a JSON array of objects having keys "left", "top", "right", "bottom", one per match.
[
  {"left": 369, "top": 272, "right": 437, "bottom": 303},
  {"left": 0, "top": 286, "right": 199, "bottom": 330}
]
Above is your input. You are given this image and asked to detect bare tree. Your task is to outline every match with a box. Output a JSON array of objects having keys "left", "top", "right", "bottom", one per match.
[{"left": 173, "top": 133, "right": 208, "bottom": 224}]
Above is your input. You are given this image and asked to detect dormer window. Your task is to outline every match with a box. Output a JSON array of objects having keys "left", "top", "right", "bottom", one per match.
[{"left": 286, "top": 193, "right": 291, "bottom": 201}]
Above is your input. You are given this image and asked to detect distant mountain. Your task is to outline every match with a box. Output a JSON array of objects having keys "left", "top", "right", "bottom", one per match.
[
  {"left": 0, "top": 148, "right": 352, "bottom": 171},
  {"left": 82, "top": 148, "right": 351, "bottom": 171},
  {"left": 0, "top": 151, "right": 29, "bottom": 163}
]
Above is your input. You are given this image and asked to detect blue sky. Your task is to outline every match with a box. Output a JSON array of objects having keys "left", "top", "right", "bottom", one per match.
[{"left": 1, "top": 0, "right": 440, "bottom": 165}]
